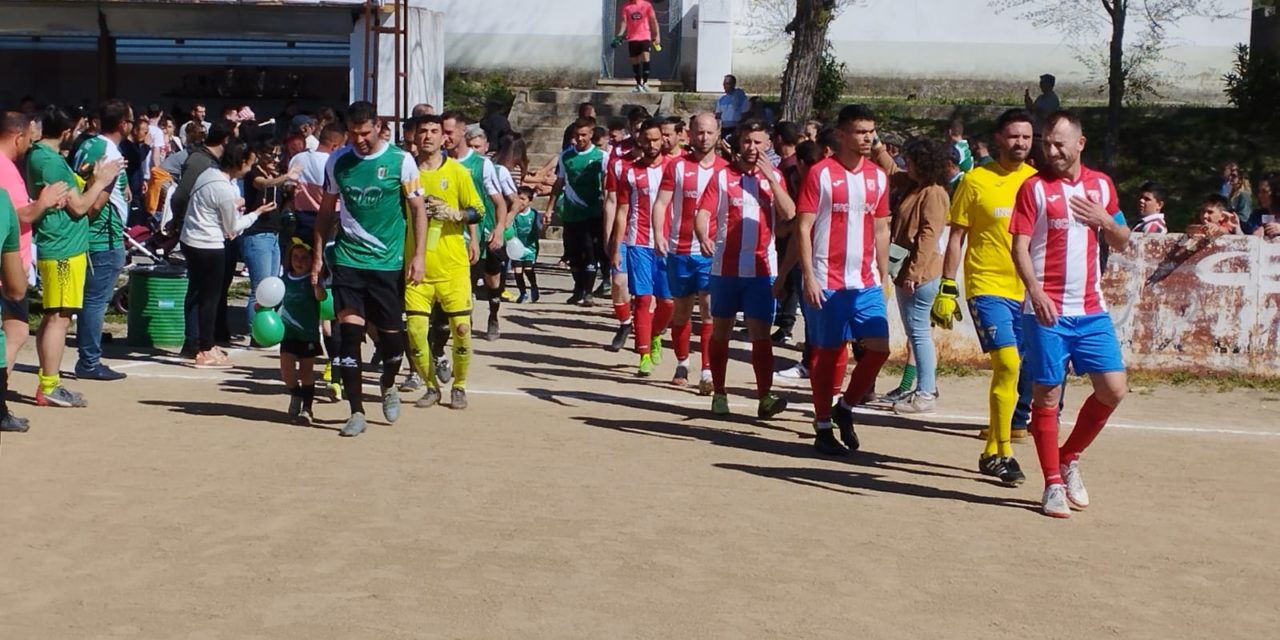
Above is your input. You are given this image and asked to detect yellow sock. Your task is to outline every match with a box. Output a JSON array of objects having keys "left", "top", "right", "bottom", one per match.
[
  {"left": 407, "top": 315, "right": 438, "bottom": 390},
  {"left": 988, "top": 346, "right": 1020, "bottom": 458},
  {"left": 449, "top": 315, "right": 471, "bottom": 389},
  {"left": 38, "top": 370, "right": 59, "bottom": 395}
]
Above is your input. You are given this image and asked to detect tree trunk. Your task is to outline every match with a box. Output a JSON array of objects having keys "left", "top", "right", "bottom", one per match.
[
  {"left": 780, "top": 0, "right": 833, "bottom": 122},
  {"left": 1104, "top": 0, "right": 1126, "bottom": 175}
]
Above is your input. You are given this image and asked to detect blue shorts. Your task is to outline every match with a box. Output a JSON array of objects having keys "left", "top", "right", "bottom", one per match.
[
  {"left": 612, "top": 244, "right": 629, "bottom": 276},
  {"left": 709, "top": 275, "right": 776, "bottom": 323},
  {"left": 1021, "top": 312, "right": 1125, "bottom": 386},
  {"left": 970, "top": 295, "right": 1023, "bottom": 353},
  {"left": 626, "top": 245, "right": 671, "bottom": 299},
  {"left": 804, "top": 287, "right": 889, "bottom": 349},
  {"left": 667, "top": 254, "right": 712, "bottom": 298}
]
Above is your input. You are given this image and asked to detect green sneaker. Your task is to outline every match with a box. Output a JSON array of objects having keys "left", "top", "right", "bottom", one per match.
[
  {"left": 650, "top": 337, "right": 663, "bottom": 365},
  {"left": 757, "top": 393, "right": 789, "bottom": 419},
  {"left": 637, "top": 354, "right": 654, "bottom": 377},
  {"left": 711, "top": 393, "right": 730, "bottom": 416}
]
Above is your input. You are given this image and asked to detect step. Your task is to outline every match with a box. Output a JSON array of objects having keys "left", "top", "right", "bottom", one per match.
[
  {"left": 526, "top": 89, "right": 666, "bottom": 107},
  {"left": 515, "top": 101, "right": 664, "bottom": 118},
  {"left": 597, "top": 78, "right": 679, "bottom": 91}
]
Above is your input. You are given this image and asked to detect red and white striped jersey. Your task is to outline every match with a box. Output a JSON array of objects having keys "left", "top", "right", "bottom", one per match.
[
  {"left": 796, "top": 157, "right": 890, "bottom": 290},
  {"left": 619, "top": 156, "right": 670, "bottom": 248},
  {"left": 660, "top": 154, "right": 728, "bottom": 256},
  {"left": 605, "top": 155, "right": 631, "bottom": 195},
  {"left": 697, "top": 164, "right": 787, "bottom": 278},
  {"left": 1009, "top": 166, "right": 1120, "bottom": 317}
]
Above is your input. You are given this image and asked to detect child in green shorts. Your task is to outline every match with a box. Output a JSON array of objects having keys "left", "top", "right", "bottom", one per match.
[
  {"left": 510, "top": 186, "right": 541, "bottom": 303},
  {"left": 280, "top": 243, "right": 324, "bottom": 424}
]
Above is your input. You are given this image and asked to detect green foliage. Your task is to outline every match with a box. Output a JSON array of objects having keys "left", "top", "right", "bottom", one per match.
[
  {"left": 443, "top": 71, "right": 515, "bottom": 122},
  {"left": 812, "top": 44, "right": 847, "bottom": 118},
  {"left": 1223, "top": 44, "right": 1280, "bottom": 128}
]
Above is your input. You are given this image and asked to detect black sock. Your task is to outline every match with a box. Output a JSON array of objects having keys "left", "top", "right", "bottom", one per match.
[
  {"left": 0, "top": 368, "right": 10, "bottom": 419},
  {"left": 489, "top": 292, "right": 501, "bottom": 318},
  {"left": 323, "top": 333, "right": 339, "bottom": 363},
  {"left": 642, "top": 61, "right": 651, "bottom": 83},
  {"left": 515, "top": 271, "right": 527, "bottom": 296},
  {"left": 377, "top": 330, "right": 405, "bottom": 390},
  {"left": 429, "top": 313, "right": 449, "bottom": 360},
  {"left": 338, "top": 323, "right": 366, "bottom": 415},
  {"left": 301, "top": 384, "right": 314, "bottom": 412},
  {"left": 583, "top": 265, "right": 598, "bottom": 294},
  {"left": 526, "top": 269, "right": 539, "bottom": 293},
  {"left": 633, "top": 63, "right": 642, "bottom": 85}
]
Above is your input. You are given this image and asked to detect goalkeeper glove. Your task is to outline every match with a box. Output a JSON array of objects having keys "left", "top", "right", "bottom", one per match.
[
  {"left": 425, "top": 196, "right": 466, "bottom": 222},
  {"left": 930, "top": 277, "right": 963, "bottom": 330},
  {"left": 611, "top": 36, "right": 623, "bottom": 49},
  {"left": 653, "top": 41, "right": 662, "bottom": 52}
]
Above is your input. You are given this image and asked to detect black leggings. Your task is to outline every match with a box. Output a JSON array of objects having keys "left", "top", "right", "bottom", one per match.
[{"left": 183, "top": 243, "right": 226, "bottom": 352}]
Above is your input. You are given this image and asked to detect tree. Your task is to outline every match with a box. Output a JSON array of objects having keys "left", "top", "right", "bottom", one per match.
[
  {"left": 994, "top": 0, "right": 1234, "bottom": 172},
  {"left": 740, "top": 0, "right": 860, "bottom": 121}
]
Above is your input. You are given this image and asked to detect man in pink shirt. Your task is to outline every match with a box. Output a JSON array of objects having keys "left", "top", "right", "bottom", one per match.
[
  {"left": 0, "top": 111, "right": 68, "bottom": 376},
  {"left": 612, "top": 0, "right": 661, "bottom": 93}
]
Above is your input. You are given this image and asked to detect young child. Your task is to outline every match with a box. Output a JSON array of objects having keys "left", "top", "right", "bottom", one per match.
[
  {"left": 1197, "top": 193, "right": 1241, "bottom": 236},
  {"left": 1133, "top": 181, "right": 1168, "bottom": 233},
  {"left": 280, "top": 242, "right": 323, "bottom": 424},
  {"left": 510, "top": 186, "right": 541, "bottom": 303}
]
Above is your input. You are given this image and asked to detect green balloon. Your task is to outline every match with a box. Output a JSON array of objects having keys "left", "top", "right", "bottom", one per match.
[
  {"left": 251, "top": 309, "right": 286, "bottom": 347},
  {"left": 320, "top": 288, "right": 336, "bottom": 321}
]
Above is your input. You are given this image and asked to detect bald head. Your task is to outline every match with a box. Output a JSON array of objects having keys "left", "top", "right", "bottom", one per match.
[{"left": 688, "top": 112, "right": 720, "bottom": 157}]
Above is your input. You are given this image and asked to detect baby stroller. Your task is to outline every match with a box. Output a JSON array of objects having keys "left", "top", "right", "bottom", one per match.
[{"left": 112, "top": 184, "right": 184, "bottom": 313}]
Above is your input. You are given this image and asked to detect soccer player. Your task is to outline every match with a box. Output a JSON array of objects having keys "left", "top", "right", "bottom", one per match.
[
  {"left": 653, "top": 113, "right": 725, "bottom": 393},
  {"left": 547, "top": 117, "right": 606, "bottom": 305},
  {"left": 612, "top": 0, "right": 661, "bottom": 93},
  {"left": 936, "top": 108, "right": 1038, "bottom": 485},
  {"left": 311, "top": 101, "right": 428, "bottom": 438},
  {"left": 795, "top": 105, "right": 891, "bottom": 456},
  {"left": 406, "top": 114, "right": 484, "bottom": 410},
  {"left": 660, "top": 117, "right": 686, "bottom": 160},
  {"left": 694, "top": 120, "right": 794, "bottom": 417},
  {"left": 443, "top": 112, "right": 509, "bottom": 340},
  {"left": 1009, "top": 111, "right": 1129, "bottom": 519},
  {"left": 26, "top": 105, "right": 123, "bottom": 408},
  {"left": 0, "top": 185, "right": 28, "bottom": 431},
  {"left": 611, "top": 118, "right": 674, "bottom": 377},
  {"left": 602, "top": 118, "right": 641, "bottom": 352}
]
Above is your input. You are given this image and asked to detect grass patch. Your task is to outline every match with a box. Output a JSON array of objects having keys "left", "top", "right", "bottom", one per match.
[
  {"left": 1126, "top": 368, "right": 1280, "bottom": 393},
  {"left": 881, "top": 360, "right": 983, "bottom": 378},
  {"left": 443, "top": 71, "right": 516, "bottom": 123}
]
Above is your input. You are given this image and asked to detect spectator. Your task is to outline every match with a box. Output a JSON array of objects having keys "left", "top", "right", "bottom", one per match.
[
  {"left": 745, "top": 96, "right": 775, "bottom": 125},
  {"left": 241, "top": 138, "right": 301, "bottom": 332},
  {"left": 880, "top": 132, "right": 906, "bottom": 171},
  {"left": 180, "top": 140, "right": 276, "bottom": 368},
  {"left": 947, "top": 119, "right": 974, "bottom": 172},
  {"left": 771, "top": 121, "right": 803, "bottom": 345},
  {"left": 18, "top": 96, "right": 36, "bottom": 115},
  {"left": 1024, "top": 73, "right": 1060, "bottom": 131},
  {"left": 945, "top": 144, "right": 964, "bottom": 196},
  {"left": 169, "top": 119, "right": 232, "bottom": 239},
  {"left": 972, "top": 138, "right": 994, "bottom": 166},
  {"left": 291, "top": 115, "right": 318, "bottom": 152},
  {"left": 715, "top": 74, "right": 749, "bottom": 131},
  {"left": 180, "top": 102, "right": 209, "bottom": 145},
  {"left": 1249, "top": 175, "right": 1279, "bottom": 240},
  {"left": 1133, "top": 181, "right": 1169, "bottom": 233},
  {"left": 287, "top": 123, "right": 343, "bottom": 245},
  {"left": 1195, "top": 193, "right": 1241, "bottom": 236},
  {"left": 410, "top": 103, "right": 435, "bottom": 117},
  {"left": 1227, "top": 170, "right": 1254, "bottom": 233},
  {"left": 120, "top": 118, "right": 151, "bottom": 208},
  {"left": 803, "top": 120, "right": 821, "bottom": 142},
  {"left": 1218, "top": 162, "right": 1237, "bottom": 198},
  {"left": 161, "top": 116, "right": 181, "bottom": 153},
  {"left": 479, "top": 100, "right": 514, "bottom": 150}
]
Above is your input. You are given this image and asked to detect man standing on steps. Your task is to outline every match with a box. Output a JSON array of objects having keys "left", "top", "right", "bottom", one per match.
[
  {"left": 547, "top": 117, "right": 606, "bottom": 306},
  {"left": 311, "top": 101, "right": 428, "bottom": 438},
  {"left": 652, "top": 113, "right": 724, "bottom": 393},
  {"left": 441, "top": 112, "right": 508, "bottom": 340},
  {"left": 716, "top": 75, "right": 749, "bottom": 132},
  {"left": 612, "top": 0, "right": 661, "bottom": 93},
  {"left": 73, "top": 99, "right": 133, "bottom": 382},
  {"left": 26, "top": 105, "right": 123, "bottom": 408}
]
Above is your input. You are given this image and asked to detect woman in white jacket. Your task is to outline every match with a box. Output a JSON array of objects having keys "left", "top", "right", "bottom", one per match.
[{"left": 180, "top": 140, "right": 277, "bottom": 368}]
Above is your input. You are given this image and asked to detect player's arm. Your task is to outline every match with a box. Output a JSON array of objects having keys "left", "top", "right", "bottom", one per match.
[
  {"left": 648, "top": 7, "right": 661, "bottom": 47},
  {"left": 652, "top": 188, "right": 674, "bottom": 256},
  {"left": 17, "top": 182, "right": 70, "bottom": 225},
  {"left": 1068, "top": 193, "right": 1130, "bottom": 251},
  {"left": 793, "top": 170, "right": 823, "bottom": 308},
  {"left": 771, "top": 231, "right": 801, "bottom": 300},
  {"left": 610, "top": 198, "right": 630, "bottom": 268},
  {"left": 764, "top": 167, "right": 796, "bottom": 222},
  {"left": 66, "top": 159, "right": 122, "bottom": 218},
  {"left": 402, "top": 161, "right": 428, "bottom": 283},
  {"left": 484, "top": 168, "right": 508, "bottom": 250},
  {"left": 1010, "top": 233, "right": 1055, "bottom": 327},
  {"left": 311, "top": 192, "right": 339, "bottom": 286},
  {"left": 874, "top": 215, "right": 891, "bottom": 289},
  {"left": 1, "top": 214, "right": 25, "bottom": 302},
  {"left": 545, "top": 156, "right": 565, "bottom": 221}
]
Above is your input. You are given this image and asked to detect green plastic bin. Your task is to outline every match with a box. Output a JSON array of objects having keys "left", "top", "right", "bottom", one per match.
[{"left": 127, "top": 265, "right": 188, "bottom": 348}]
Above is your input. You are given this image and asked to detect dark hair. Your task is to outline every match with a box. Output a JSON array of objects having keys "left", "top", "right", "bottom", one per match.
[
  {"left": 146, "top": 103, "right": 163, "bottom": 119},
  {"left": 816, "top": 126, "right": 842, "bottom": 155},
  {"left": 317, "top": 107, "right": 338, "bottom": 125},
  {"left": 184, "top": 121, "right": 206, "bottom": 145},
  {"left": 994, "top": 108, "right": 1035, "bottom": 134},
  {"left": 41, "top": 105, "right": 77, "bottom": 139},
  {"left": 494, "top": 134, "right": 528, "bottom": 175},
  {"left": 191, "top": 101, "right": 205, "bottom": 111},
  {"left": 517, "top": 185, "right": 537, "bottom": 199},
  {"left": 592, "top": 126, "right": 608, "bottom": 142},
  {"left": 735, "top": 119, "right": 770, "bottom": 140},
  {"left": 160, "top": 115, "right": 175, "bottom": 128},
  {"left": 836, "top": 104, "right": 876, "bottom": 127},
  {"left": 902, "top": 138, "right": 952, "bottom": 187},
  {"left": 320, "top": 123, "right": 347, "bottom": 145},
  {"left": 577, "top": 102, "right": 595, "bottom": 118},
  {"left": 774, "top": 121, "right": 802, "bottom": 147},
  {"left": 346, "top": 101, "right": 379, "bottom": 126},
  {"left": 795, "top": 140, "right": 823, "bottom": 167},
  {"left": 724, "top": 74, "right": 738, "bottom": 85},
  {"left": 638, "top": 117, "right": 664, "bottom": 135},
  {"left": 570, "top": 117, "right": 596, "bottom": 134},
  {"left": 1, "top": 111, "right": 29, "bottom": 136},
  {"left": 206, "top": 119, "right": 234, "bottom": 146},
  {"left": 1266, "top": 176, "right": 1280, "bottom": 198},
  {"left": 219, "top": 140, "right": 253, "bottom": 172},
  {"left": 1202, "top": 193, "right": 1230, "bottom": 210},
  {"left": 663, "top": 116, "right": 686, "bottom": 133},
  {"left": 1044, "top": 110, "right": 1082, "bottom": 133},
  {"left": 98, "top": 99, "right": 131, "bottom": 135},
  {"left": 407, "top": 114, "right": 444, "bottom": 132},
  {"left": 948, "top": 119, "right": 965, "bottom": 135},
  {"left": 627, "top": 106, "right": 649, "bottom": 124},
  {"left": 607, "top": 118, "right": 626, "bottom": 131},
  {"left": 439, "top": 110, "right": 467, "bottom": 126},
  {"left": 1138, "top": 181, "right": 1166, "bottom": 203},
  {"left": 254, "top": 138, "right": 281, "bottom": 156}
]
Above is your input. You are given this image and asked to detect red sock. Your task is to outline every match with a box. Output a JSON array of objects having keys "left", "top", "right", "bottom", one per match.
[
  {"left": 672, "top": 321, "right": 692, "bottom": 361},
  {"left": 709, "top": 335, "right": 730, "bottom": 394},
  {"left": 841, "top": 348, "right": 888, "bottom": 406},
  {"left": 613, "top": 302, "right": 631, "bottom": 323},
  {"left": 633, "top": 295, "right": 654, "bottom": 354},
  {"left": 833, "top": 347, "right": 849, "bottom": 394},
  {"left": 1031, "top": 405, "right": 1062, "bottom": 486},
  {"left": 699, "top": 321, "right": 713, "bottom": 372},
  {"left": 750, "top": 339, "right": 774, "bottom": 397},
  {"left": 1059, "top": 394, "right": 1115, "bottom": 465},
  {"left": 810, "top": 347, "right": 843, "bottom": 422},
  {"left": 653, "top": 298, "right": 675, "bottom": 338}
]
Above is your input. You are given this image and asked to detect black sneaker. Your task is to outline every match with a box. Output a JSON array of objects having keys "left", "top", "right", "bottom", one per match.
[
  {"left": 567, "top": 292, "right": 584, "bottom": 305},
  {"left": 978, "top": 454, "right": 1006, "bottom": 478},
  {"left": 74, "top": 364, "right": 127, "bottom": 381},
  {"left": 1002, "top": 457, "right": 1027, "bottom": 487},
  {"left": 0, "top": 413, "right": 29, "bottom": 433},
  {"left": 770, "top": 328, "right": 792, "bottom": 346},
  {"left": 979, "top": 455, "right": 1025, "bottom": 487},
  {"left": 607, "top": 322, "right": 632, "bottom": 352},
  {"left": 287, "top": 391, "right": 303, "bottom": 421},
  {"left": 486, "top": 316, "right": 500, "bottom": 341},
  {"left": 813, "top": 428, "right": 850, "bottom": 457},
  {"left": 832, "top": 401, "right": 860, "bottom": 451}
]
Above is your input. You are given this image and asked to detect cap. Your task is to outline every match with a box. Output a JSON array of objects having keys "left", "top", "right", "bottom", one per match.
[{"left": 290, "top": 114, "right": 315, "bottom": 130}]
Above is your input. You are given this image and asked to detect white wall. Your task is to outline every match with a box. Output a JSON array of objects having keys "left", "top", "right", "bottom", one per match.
[{"left": 420, "top": 0, "right": 603, "bottom": 73}]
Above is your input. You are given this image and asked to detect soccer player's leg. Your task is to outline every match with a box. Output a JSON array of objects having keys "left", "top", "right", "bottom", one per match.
[
  {"left": 1021, "top": 313, "right": 1074, "bottom": 517},
  {"left": 834, "top": 287, "right": 891, "bottom": 446},
  {"left": 1057, "top": 314, "right": 1127, "bottom": 510},
  {"left": 627, "top": 245, "right": 658, "bottom": 375},
  {"left": 667, "top": 255, "right": 697, "bottom": 386},
  {"left": 35, "top": 255, "right": 87, "bottom": 408},
  {"left": 482, "top": 246, "right": 507, "bottom": 341},
  {"left": 565, "top": 221, "right": 588, "bottom": 303},
  {"left": 743, "top": 276, "right": 785, "bottom": 419},
  {"left": 607, "top": 244, "right": 632, "bottom": 352},
  {"left": 649, "top": 255, "right": 674, "bottom": 366},
  {"left": 406, "top": 280, "right": 441, "bottom": 409},
  {"left": 971, "top": 295, "right": 1027, "bottom": 484},
  {"left": 806, "top": 288, "right": 853, "bottom": 456},
  {"left": 706, "top": 275, "right": 744, "bottom": 416},
  {"left": 363, "top": 269, "right": 406, "bottom": 425},
  {"left": 438, "top": 269, "right": 475, "bottom": 410}
]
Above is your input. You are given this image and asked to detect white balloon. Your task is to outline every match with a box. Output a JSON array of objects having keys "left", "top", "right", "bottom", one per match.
[
  {"left": 255, "top": 276, "right": 286, "bottom": 308},
  {"left": 505, "top": 236, "right": 527, "bottom": 261}
]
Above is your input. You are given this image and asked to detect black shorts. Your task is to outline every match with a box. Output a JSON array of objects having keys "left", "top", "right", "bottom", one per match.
[
  {"left": 628, "top": 40, "right": 651, "bottom": 57},
  {"left": 482, "top": 245, "right": 509, "bottom": 276},
  {"left": 563, "top": 219, "right": 603, "bottom": 271},
  {"left": 280, "top": 338, "right": 322, "bottom": 359},
  {"left": 1, "top": 295, "right": 30, "bottom": 323},
  {"left": 331, "top": 264, "right": 405, "bottom": 331}
]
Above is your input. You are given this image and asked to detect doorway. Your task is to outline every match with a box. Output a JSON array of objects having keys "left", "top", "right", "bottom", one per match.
[{"left": 603, "top": 0, "right": 683, "bottom": 82}]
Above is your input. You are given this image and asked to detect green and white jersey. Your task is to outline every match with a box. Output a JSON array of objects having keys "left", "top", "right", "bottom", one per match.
[
  {"left": 74, "top": 134, "right": 128, "bottom": 252},
  {"left": 324, "top": 143, "right": 422, "bottom": 272},
  {"left": 280, "top": 273, "right": 320, "bottom": 342},
  {"left": 954, "top": 139, "right": 974, "bottom": 173},
  {"left": 26, "top": 140, "right": 89, "bottom": 260},
  {"left": 456, "top": 149, "right": 500, "bottom": 236},
  {"left": 556, "top": 145, "right": 604, "bottom": 223},
  {"left": 510, "top": 208, "right": 539, "bottom": 261}
]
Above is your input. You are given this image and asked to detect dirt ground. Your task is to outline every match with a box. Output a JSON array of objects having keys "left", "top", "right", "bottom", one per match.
[{"left": 1, "top": 266, "right": 1277, "bottom": 639}]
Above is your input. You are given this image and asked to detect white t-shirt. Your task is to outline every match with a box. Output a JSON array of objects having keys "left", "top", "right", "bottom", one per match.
[
  {"left": 305, "top": 134, "right": 319, "bottom": 152},
  {"left": 288, "top": 149, "right": 331, "bottom": 212}
]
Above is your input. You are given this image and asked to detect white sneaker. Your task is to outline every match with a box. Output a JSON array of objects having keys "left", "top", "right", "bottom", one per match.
[
  {"left": 892, "top": 391, "right": 937, "bottom": 415},
  {"left": 1060, "top": 461, "right": 1089, "bottom": 509},
  {"left": 773, "top": 363, "right": 809, "bottom": 387},
  {"left": 1042, "top": 484, "right": 1072, "bottom": 519}
]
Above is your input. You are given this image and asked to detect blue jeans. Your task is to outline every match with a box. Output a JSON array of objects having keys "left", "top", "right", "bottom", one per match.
[
  {"left": 240, "top": 232, "right": 281, "bottom": 328},
  {"left": 77, "top": 248, "right": 127, "bottom": 370},
  {"left": 895, "top": 277, "right": 940, "bottom": 394}
]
